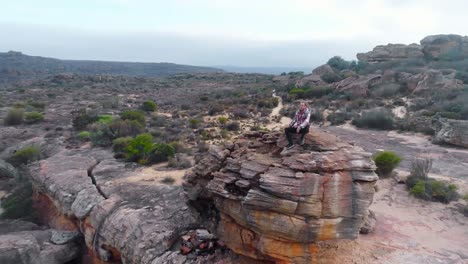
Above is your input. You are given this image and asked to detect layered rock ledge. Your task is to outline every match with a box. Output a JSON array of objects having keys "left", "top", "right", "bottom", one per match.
[
  {"left": 29, "top": 149, "right": 201, "bottom": 263},
  {"left": 184, "top": 130, "right": 378, "bottom": 263}
]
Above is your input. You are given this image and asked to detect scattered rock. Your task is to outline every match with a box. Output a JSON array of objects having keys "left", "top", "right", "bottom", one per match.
[
  {"left": 433, "top": 118, "right": 468, "bottom": 148},
  {"left": 360, "top": 210, "right": 377, "bottom": 234}
]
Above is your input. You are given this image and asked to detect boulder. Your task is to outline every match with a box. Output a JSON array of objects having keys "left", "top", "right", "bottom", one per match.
[
  {"left": 420, "top": 34, "right": 468, "bottom": 60},
  {"left": 433, "top": 118, "right": 468, "bottom": 148},
  {"left": 406, "top": 70, "right": 463, "bottom": 94},
  {"left": 357, "top": 43, "right": 424, "bottom": 63},
  {"left": 184, "top": 130, "right": 378, "bottom": 263},
  {"left": 0, "top": 228, "right": 81, "bottom": 264},
  {"left": 331, "top": 74, "right": 382, "bottom": 97}
]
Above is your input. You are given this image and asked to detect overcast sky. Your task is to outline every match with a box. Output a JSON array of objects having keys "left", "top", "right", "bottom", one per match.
[{"left": 0, "top": 0, "right": 466, "bottom": 70}]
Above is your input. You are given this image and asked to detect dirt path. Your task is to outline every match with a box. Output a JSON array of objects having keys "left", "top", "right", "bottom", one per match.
[{"left": 266, "top": 93, "right": 291, "bottom": 131}]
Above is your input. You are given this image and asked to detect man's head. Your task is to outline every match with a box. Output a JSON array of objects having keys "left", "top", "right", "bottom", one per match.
[{"left": 299, "top": 101, "right": 307, "bottom": 111}]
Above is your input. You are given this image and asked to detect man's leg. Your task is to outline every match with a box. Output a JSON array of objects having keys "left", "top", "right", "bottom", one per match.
[
  {"left": 299, "top": 126, "right": 309, "bottom": 145},
  {"left": 284, "top": 127, "right": 294, "bottom": 146}
]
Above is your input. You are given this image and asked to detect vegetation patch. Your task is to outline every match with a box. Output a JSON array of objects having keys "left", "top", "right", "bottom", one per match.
[
  {"left": 352, "top": 108, "right": 395, "bottom": 130},
  {"left": 372, "top": 151, "right": 402, "bottom": 177}
]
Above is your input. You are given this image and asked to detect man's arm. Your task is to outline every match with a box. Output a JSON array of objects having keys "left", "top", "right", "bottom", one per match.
[{"left": 299, "top": 110, "right": 311, "bottom": 128}]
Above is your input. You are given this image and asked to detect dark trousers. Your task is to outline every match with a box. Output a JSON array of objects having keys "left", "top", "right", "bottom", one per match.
[{"left": 284, "top": 126, "right": 309, "bottom": 145}]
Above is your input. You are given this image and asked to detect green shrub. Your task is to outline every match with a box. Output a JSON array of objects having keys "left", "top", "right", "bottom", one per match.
[
  {"left": 121, "top": 110, "right": 145, "bottom": 126},
  {"left": 352, "top": 108, "right": 395, "bottom": 130},
  {"left": 321, "top": 72, "right": 343, "bottom": 84},
  {"left": 142, "top": 100, "right": 157, "bottom": 112},
  {"left": 4, "top": 108, "right": 24, "bottom": 126},
  {"left": 327, "top": 111, "right": 348, "bottom": 125},
  {"left": 327, "top": 56, "right": 350, "bottom": 71},
  {"left": 7, "top": 146, "right": 41, "bottom": 166},
  {"left": 410, "top": 158, "right": 432, "bottom": 179},
  {"left": 160, "top": 176, "right": 175, "bottom": 185},
  {"left": 125, "top": 133, "right": 155, "bottom": 164},
  {"left": 371, "top": 83, "right": 402, "bottom": 98},
  {"left": 189, "top": 118, "right": 201, "bottom": 129},
  {"left": 27, "top": 101, "right": 46, "bottom": 111},
  {"left": 408, "top": 178, "right": 459, "bottom": 203},
  {"left": 97, "top": 115, "right": 114, "bottom": 125},
  {"left": 372, "top": 151, "right": 402, "bottom": 177},
  {"left": 152, "top": 143, "right": 175, "bottom": 163},
  {"left": 218, "top": 116, "right": 228, "bottom": 125},
  {"left": 455, "top": 71, "right": 468, "bottom": 84},
  {"left": 1, "top": 179, "right": 34, "bottom": 220},
  {"left": 72, "top": 109, "right": 98, "bottom": 130},
  {"left": 112, "top": 137, "right": 133, "bottom": 158},
  {"left": 226, "top": 121, "right": 240, "bottom": 131},
  {"left": 77, "top": 131, "right": 91, "bottom": 141},
  {"left": 24, "top": 112, "right": 44, "bottom": 124},
  {"left": 309, "top": 108, "right": 323, "bottom": 123}
]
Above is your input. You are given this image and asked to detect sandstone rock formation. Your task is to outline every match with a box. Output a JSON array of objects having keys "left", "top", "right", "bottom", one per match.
[
  {"left": 0, "top": 220, "right": 81, "bottom": 264},
  {"left": 29, "top": 148, "right": 201, "bottom": 263},
  {"left": 420, "top": 34, "right": 468, "bottom": 60},
  {"left": 184, "top": 130, "right": 378, "bottom": 263},
  {"left": 357, "top": 44, "right": 424, "bottom": 63},
  {"left": 405, "top": 70, "right": 463, "bottom": 94},
  {"left": 433, "top": 118, "right": 468, "bottom": 148},
  {"left": 330, "top": 74, "right": 382, "bottom": 97}
]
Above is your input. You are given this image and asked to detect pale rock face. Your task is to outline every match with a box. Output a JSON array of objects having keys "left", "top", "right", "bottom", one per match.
[
  {"left": 420, "top": 34, "right": 468, "bottom": 60},
  {"left": 433, "top": 118, "right": 468, "bottom": 148},
  {"left": 405, "top": 70, "right": 463, "bottom": 94},
  {"left": 330, "top": 74, "right": 382, "bottom": 97},
  {"left": 357, "top": 43, "right": 424, "bottom": 63},
  {"left": 184, "top": 130, "right": 378, "bottom": 263}
]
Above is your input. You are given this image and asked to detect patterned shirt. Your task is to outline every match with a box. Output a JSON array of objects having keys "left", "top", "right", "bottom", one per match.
[{"left": 290, "top": 108, "right": 311, "bottom": 128}]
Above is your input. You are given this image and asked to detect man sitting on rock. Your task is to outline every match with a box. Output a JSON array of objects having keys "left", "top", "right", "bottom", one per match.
[{"left": 284, "top": 101, "right": 311, "bottom": 149}]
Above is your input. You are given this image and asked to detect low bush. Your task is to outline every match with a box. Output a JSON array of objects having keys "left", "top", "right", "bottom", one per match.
[
  {"left": 408, "top": 177, "right": 459, "bottom": 203},
  {"left": 309, "top": 108, "right": 323, "bottom": 123},
  {"left": 218, "top": 116, "right": 228, "bottom": 125},
  {"left": 7, "top": 146, "right": 41, "bottom": 166},
  {"left": 232, "top": 107, "right": 249, "bottom": 119},
  {"left": 373, "top": 151, "right": 402, "bottom": 177},
  {"left": 406, "top": 158, "right": 459, "bottom": 203},
  {"left": 112, "top": 137, "right": 133, "bottom": 157},
  {"left": 168, "top": 154, "right": 192, "bottom": 169},
  {"left": 142, "top": 100, "right": 157, "bottom": 112},
  {"left": 1, "top": 177, "right": 34, "bottom": 220},
  {"left": 124, "top": 133, "right": 155, "bottom": 164},
  {"left": 371, "top": 83, "right": 402, "bottom": 98},
  {"left": 24, "top": 112, "right": 44, "bottom": 124},
  {"left": 97, "top": 115, "right": 114, "bottom": 125},
  {"left": 352, "top": 108, "right": 395, "bottom": 130},
  {"left": 152, "top": 143, "right": 175, "bottom": 163},
  {"left": 160, "top": 176, "right": 175, "bottom": 185},
  {"left": 120, "top": 110, "right": 145, "bottom": 126},
  {"left": 321, "top": 72, "right": 343, "bottom": 84},
  {"left": 72, "top": 109, "right": 98, "bottom": 130},
  {"left": 189, "top": 118, "right": 201, "bottom": 129},
  {"left": 226, "top": 121, "right": 240, "bottom": 131},
  {"left": 327, "top": 111, "right": 348, "bottom": 125},
  {"left": 77, "top": 131, "right": 91, "bottom": 141},
  {"left": 4, "top": 108, "right": 24, "bottom": 126}
]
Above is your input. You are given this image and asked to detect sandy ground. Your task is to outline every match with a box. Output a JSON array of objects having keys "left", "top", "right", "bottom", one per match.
[{"left": 117, "top": 162, "right": 188, "bottom": 186}]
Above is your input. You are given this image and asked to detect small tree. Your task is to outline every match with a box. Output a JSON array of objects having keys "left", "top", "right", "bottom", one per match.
[{"left": 327, "top": 56, "right": 350, "bottom": 71}]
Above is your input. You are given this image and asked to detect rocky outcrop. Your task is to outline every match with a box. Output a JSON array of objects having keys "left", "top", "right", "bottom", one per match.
[
  {"left": 433, "top": 118, "right": 468, "bottom": 148},
  {"left": 357, "top": 44, "right": 424, "bottom": 63},
  {"left": 0, "top": 220, "right": 81, "bottom": 264},
  {"left": 330, "top": 74, "right": 382, "bottom": 97},
  {"left": 29, "top": 148, "right": 202, "bottom": 263},
  {"left": 184, "top": 130, "right": 378, "bottom": 263},
  {"left": 420, "top": 34, "right": 468, "bottom": 60},
  {"left": 405, "top": 70, "right": 463, "bottom": 94}
]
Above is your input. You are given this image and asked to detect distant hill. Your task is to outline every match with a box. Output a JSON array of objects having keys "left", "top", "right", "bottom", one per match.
[
  {"left": 216, "top": 65, "right": 314, "bottom": 75},
  {"left": 0, "top": 51, "right": 223, "bottom": 84}
]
